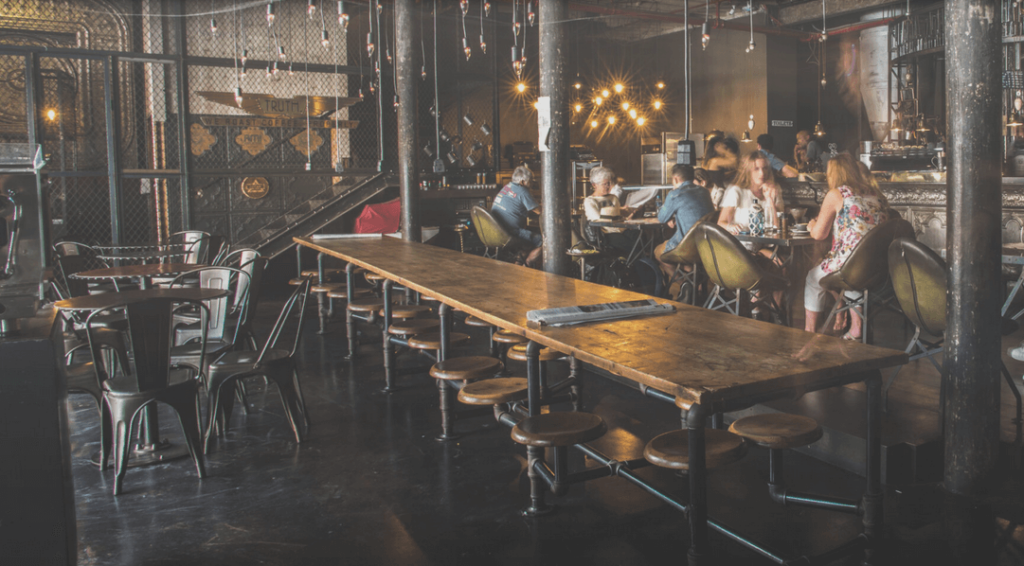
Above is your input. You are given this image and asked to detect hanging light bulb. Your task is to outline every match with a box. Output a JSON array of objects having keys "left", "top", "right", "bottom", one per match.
[
  {"left": 394, "top": 95, "right": 401, "bottom": 109},
  {"left": 369, "top": 81, "right": 376, "bottom": 94},
  {"left": 307, "top": 0, "right": 317, "bottom": 17},
  {"left": 628, "top": 108, "right": 637, "bottom": 119},
  {"left": 528, "top": 1, "right": 535, "bottom": 25},
  {"left": 272, "top": 61, "right": 280, "bottom": 76},
  {"left": 386, "top": 48, "right": 392, "bottom": 64},
  {"left": 748, "top": 114, "right": 755, "bottom": 130},
  {"left": 460, "top": 0, "right": 468, "bottom": 15},
  {"left": 594, "top": 96, "right": 603, "bottom": 106},
  {"left": 653, "top": 100, "right": 663, "bottom": 110},
  {"left": 656, "top": 81, "right": 665, "bottom": 89},
  {"left": 621, "top": 101, "right": 630, "bottom": 111},
  {"left": 748, "top": 40, "right": 755, "bottom": 52},
  {"left": 358, "top": 88, "right": 365, "bottom": 101},
  {"left": 821, "top": 77, "right": 827, "bottom": 87},
  {"left": 701, "top": 22, "right": 710, "bottom": 50},
  {"left": 239, "top": 63, "right": 247, "bottom": 78},
  {"left": 288, "top": 62, "right": 294, "bottom": 76},
  {"left": 463, "top": 37, "right": 472, "bottom": 61},
  {"left": 636, "top": 117, "right": 646, "bottom": 126},
  {"left": 601, "top": 89, "right": 610, "bottom": 98},
  {"left": 480, "top": 35, "right": 487, "bottom": 54},
  {"left": 321, "top": 29, "right": 330, "bottom": 47},
  {"left": 819, "top": 31, "right": 828, "bottom": 43},
  {"left": 1009, "top": 112, "right": 1023, "bottom": 127},
  {"left": 514, "top": 21, "right": 521, "bottom": 36},
  {"left": 613, "top": 83, "right": 624, "bottom": 94},
  {"left": 485, "top": 1, "right": 491, "bottom": 16},
  {"left": 574, "top": 82, "right": 582, "bottom": 90},
  {"left": 338, "top": 1, "right": 350, "bottom": 28},
  {"left": 233, "top": 87, "right": 243, "bottom": 106},
  {"left": 590, "top": 119, "right": 598, "bottom": 128},
  {"left": 607, "top": 115, "right": 616, "bottom": 125},
  {"left": 891, "top": 118, "right": 902, "bottom": 132},
  {"left": 266, "top": 3, "right": 275, "bottom": 24},
  {"left": 367, "top": 33, "right": 375, "bottom": 57},
  {"left": 741, "top": 130, "right": 752, "bottom": 142},
  {"left": 241, "top": 49, "right": 249, "bottom": 65},
  {"left": 421, "top": 65, "right": 427, "bottom": 80},
  {"left": 574, "top": 103, "right": 582, "bottom": 112},
  {"left": 278, "top": 45, "right": 286, "bottom": 60},
  {"left": 516, "top": 82, "right": 526, "bottom": 93},
  {"left": 814, "top": 121, "right": 826, "bottom": 136},
  {"left": 521, "top": 46, "right": 527, "bottom": 66},
  {"left": 377, "top": 3, "right": 382, "bottom": 15},
  {"left": 265, "top": 63, "right": 272, "bottom": 78},
  {"left": 210, "top": 17, "right": 217, "bottom": 35}
]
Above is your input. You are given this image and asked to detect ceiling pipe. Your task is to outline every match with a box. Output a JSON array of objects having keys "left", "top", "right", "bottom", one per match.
[{"left": 567, "top": 2, "right": 816, "bottom": 40}]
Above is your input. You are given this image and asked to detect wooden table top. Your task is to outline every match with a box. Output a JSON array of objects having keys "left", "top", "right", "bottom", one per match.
[
  {"left": 70, "top": 263, "right": 203, "bottom": 280},
  {"left": 54, "top": 287, "right": 228, "bottom": 311},
  {"left": 95, "top": 249, "right": 189, "bottom": 261},
  {"left": 297, "top": 236, "right": 907, "bottom": 406},
  {"left": 588, "top": 217, "right": 663, "bottom": 229}
]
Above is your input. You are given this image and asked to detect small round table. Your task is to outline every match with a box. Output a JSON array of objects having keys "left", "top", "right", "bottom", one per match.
[
  {"left": 94, "top": 248, "right": 189, "bottom": 265},
  {"left": 71, "top": 262, "right": 203, "bottom": 290},
  {"left": 56, "top": 286, "right": 228, "bottom": 467}
]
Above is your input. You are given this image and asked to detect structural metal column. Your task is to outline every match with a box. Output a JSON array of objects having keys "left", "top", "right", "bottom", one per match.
[
  {"left": 396, "top": 0, "right": 420, "bottom": 242},
  {"left": 539, "top": 0, "right": 571, "bottom": 275},
  {"left": 944, "top": 0, "right": 1002, "bottom": 497}
]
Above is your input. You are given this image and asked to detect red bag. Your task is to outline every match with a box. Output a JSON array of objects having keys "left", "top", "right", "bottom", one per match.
[{"left": 353, "top": 198, "right": 401, "bottom": 234}]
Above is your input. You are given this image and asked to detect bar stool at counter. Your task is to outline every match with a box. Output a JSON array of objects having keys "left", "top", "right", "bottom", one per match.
[{"left": 430, "top": 356, "right": 504, "bottom": 440}]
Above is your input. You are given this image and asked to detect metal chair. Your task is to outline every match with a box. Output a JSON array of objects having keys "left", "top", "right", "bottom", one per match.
[
  {"left": 169, "top": 230, "right": 211, "bottom": 264},
  {"left": 86, "top": 297, "right": 209, "bottom": 495},
  {"left": 693, "top": 222, "right": 789, "bottom": 323},
  {"left": 819, "top": 218, "right": 914, "bottom": 344},
  {"left": 202, "top": 278, "right": 312, "bottom": 451},
  {"left": 659, "top": 210, "right": 718, "bottom": 304},
  {"left": 470, "top": 206, "right": 516, "bottom": 260},
  {"left": 886, "top": 237, "right": 1024, "bottom": 421}
]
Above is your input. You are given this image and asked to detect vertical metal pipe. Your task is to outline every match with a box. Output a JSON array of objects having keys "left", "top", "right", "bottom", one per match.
[
  {"left": 396, "top": 0, "right": 421, "bottom": 242},
  {"left": 24, "top": 54, "right": 43, "bottom": 150},
  {"left": 539, "top": 0, "right": 571, "bottom": 276},
  {"left": 173, "top": 0, "right": 192, "bottom": 230},
  {"left": 686, "top": 404, "right": 709, "bottom": 565},
  {"left": 104, "top": 56, "right": 124, "bottom": 245},
  {"left": 944, "top": 0, "right": 1002, "bottom": 497}
]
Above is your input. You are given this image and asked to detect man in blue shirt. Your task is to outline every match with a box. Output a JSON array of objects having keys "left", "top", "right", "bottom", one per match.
[
  {"left": 756, "top": 134, "right": 798, "bottom": 178},
  {"left": 653, "top": 164, "right": 715, "bottom": 280},
  {"left": 490, "top": 165, "right": 543, "bottom": 266}
]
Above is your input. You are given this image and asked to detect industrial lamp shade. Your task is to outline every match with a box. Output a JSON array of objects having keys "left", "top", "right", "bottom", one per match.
[
  {"left": 1009, "top": 112, "right": 1024, "bottom": 127},
  {"left": 915, "top": 116, "right": 930, "bottom": 132},
  {"left": 740, "top": 130, "right": 752, "bottom": 142},
  {"left": 813, "top": 121, "right": 826, "bottom": 137}
]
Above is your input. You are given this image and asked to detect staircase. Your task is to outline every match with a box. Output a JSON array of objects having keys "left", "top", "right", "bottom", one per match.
[{"left": 236, "top": 171, "right": 399, "bottom": 258}]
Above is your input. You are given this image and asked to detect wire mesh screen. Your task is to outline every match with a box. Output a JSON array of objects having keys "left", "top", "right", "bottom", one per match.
[{"left": 1, "top": 0, "right": 499, "bottom": 249}]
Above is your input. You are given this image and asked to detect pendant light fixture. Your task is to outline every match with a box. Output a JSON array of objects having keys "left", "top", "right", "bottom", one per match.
[
  {"left": 479, "top": 0, "right": 487, "bottom": 54},
  {"left": 701, "top": 0, "right": 710, "bottom": 50},
  {"left": 338, "top": 1, "right": 349, "bottom": 28},
  {"left": 745, "top": 1, "right": 755, "bottom": 52}
]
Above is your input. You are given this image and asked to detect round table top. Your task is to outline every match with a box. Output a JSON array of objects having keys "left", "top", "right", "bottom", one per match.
[
  {"left": 70, "top": 263, "right": 204, "bottom": 280},
  {"left": 95, "top": 249, "right": 190, "bottom": 261},
  {"left": 54, "top": 287, "right": 229, "bottom": 311}
]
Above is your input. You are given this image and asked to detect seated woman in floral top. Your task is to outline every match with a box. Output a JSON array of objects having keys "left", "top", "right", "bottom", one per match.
[{"left": 803, "top": 153, "right": 888, "bottom": 339}]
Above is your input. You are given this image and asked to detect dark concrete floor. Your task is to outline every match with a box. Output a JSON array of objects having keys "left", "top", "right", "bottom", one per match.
[{"left": 68, "top": 298, "right": 1024, "bottom": 566}]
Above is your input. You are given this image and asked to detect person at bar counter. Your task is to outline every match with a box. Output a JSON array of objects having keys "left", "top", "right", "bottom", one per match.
[
  {"left": 490, "top": 165, "right": 543, "bottom": 267},
  {"left": 803, "top": 153, "right": 888, "bottom": 340},
  {"left": 718, "top": 151, "right": 785, "bottom": 241},
  {"left": 582, "top": 166, "right": 637, "bottom": 254},
  {"left": 653, "top": 164, "right": 716, "bottom": 280},
  {"left": 757, "top": 134, "right": 798, "bottom": 178},
  {"left": 794, "top": 130, "right": 831, "bottom": 173}
]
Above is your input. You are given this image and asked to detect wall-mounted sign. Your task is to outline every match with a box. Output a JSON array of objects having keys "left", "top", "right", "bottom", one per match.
[
  {"left": 241, "top": 177, "right": 270, "bottom": 199},
  {"left": 200, "top": 116, "right": 359, "bottom": 129},
  {"left": 771, "top": 120, "right": 794, "bottom": 128},
  {"left": 190, "top": 123, "right": 217, "bottom": 156},
  {"left": 290, "top": 129, "right": 324, "bottom": 157},
  {"left": 236, "top": 127, "right": 272, "bottom": 156}
]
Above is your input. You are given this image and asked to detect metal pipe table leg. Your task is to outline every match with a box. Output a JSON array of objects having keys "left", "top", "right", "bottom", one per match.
[
  {"left": 382, "top": 280, "right": 396, "bottom": 392},
  {"left": 687, "top": 402, "right": 710, "bottom": 566}
]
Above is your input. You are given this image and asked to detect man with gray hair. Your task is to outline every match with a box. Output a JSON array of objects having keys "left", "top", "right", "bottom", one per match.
[{"left": 490, "top": 165, "right": 543, "bottom": 267}]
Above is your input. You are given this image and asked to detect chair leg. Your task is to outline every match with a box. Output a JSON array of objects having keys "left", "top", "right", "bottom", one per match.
[
  {"left": 105, "top": 396, "right": 148, "bottom": 495},
  {"left": 100, "top": 398, "right": 113, "bottom": 470},
  {"left": 269, "top": 368, "right": 308, "bottom": 443},
  {"left": 166, "top": 389, "right": 207, "bottom": 480}
]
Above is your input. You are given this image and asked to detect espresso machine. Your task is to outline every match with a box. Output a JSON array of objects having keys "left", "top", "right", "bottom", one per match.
[{"left": 0, "top": 143, "right": 50, "bottom": 335}]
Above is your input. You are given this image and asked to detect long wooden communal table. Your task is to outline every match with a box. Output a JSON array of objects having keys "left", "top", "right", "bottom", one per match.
[{"left": 296, "top": 235, "right": 907, "bottom": 566}]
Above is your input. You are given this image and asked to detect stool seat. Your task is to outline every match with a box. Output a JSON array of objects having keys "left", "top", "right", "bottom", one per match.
[
  {"left": 381, "top": 304, "right": 432, "bottom": 319},
  {"left": 493, "top": 330, "right": 528, "bottom": 345},
  {"left": 311, "top": 283, "right": 345, "bottom": 293},
  {"left": 643, "top": 429, "right": 747, "bottom": 471},
  {"left": 458, "top": 378, "right": 528, "bottom": 405},
  {"left": 288, "top": 277, "right": 311, "bottom": 285},
  {"left": 407, "top": 332, "right": 471, "bottom": 350},
  {"left": 327, "top": 288, "right": 371, "bottom": 300},
  {"left": 420, "top": 295, "right": 441, "bottom": 303},
  {"left": 429, "top": 356, "right": 503, "bottom": 381},
  {"left": 508, "top": 343, "right": 563, "bottom": 362},
  {"left": 364, "top": 272, "right": 387, "bottom": 283},
  {"left": 301, "top": 268, "right": 344, "bottom": 279},
  {"left": 464, "top": 316, "right": 494, "bottom": 328},
  {"left": 511, "top": 412, "right": 607, "bottom": 448},
  {"left": 388, "top": 318, "right": 441, "bottom": 336},
  {"left": 728, "top": 414, "right": 823, "bottom": 450},
  {"left": 347, "top": 299, "right": 385, "bottom": 313}
]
